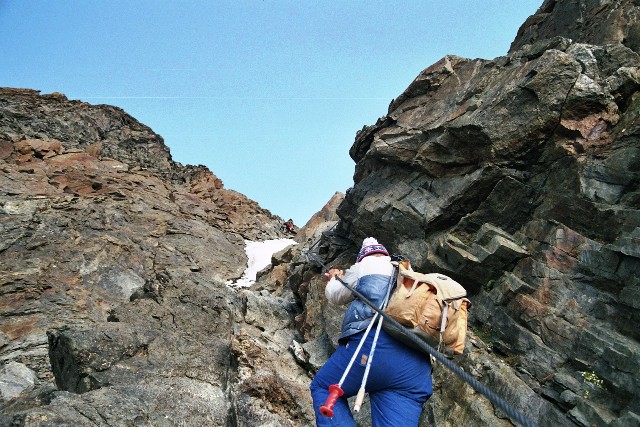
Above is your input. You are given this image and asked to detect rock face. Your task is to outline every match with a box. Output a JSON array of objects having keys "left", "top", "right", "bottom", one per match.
[
  {"left": 0, "top": 88, "right": 314, "bottom": 426},
  {"left": 289, "top": 1, "right": 640, "bottom": 426},
  {"left": 511, "top": 0, "right": 640, "bottom": 54},
  {"left": 293, "top": 192, "right": 344, "bottom": 245}
]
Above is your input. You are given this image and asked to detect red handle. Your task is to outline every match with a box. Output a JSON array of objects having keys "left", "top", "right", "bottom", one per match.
[{"left": 319, "top": 384, "right": 344, "bottom": 418}]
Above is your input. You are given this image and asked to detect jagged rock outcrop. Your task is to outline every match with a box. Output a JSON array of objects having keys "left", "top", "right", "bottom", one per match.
[
  {"left": 0, "top": 88, "right": 313, "bottom": 426},
  {"left": 511, "top": 0, "right": 640, "bottom": 54},
  {"left": 293, "top": 192, "right": 344, "bottom": 245},
  {"left": 288, "top": 1, "right": 640, "bottom": 426}
]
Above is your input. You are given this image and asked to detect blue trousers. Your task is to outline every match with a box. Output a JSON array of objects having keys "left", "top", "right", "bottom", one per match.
[{"left": 310, "top": 328, "right": 432, "bottom": 427}]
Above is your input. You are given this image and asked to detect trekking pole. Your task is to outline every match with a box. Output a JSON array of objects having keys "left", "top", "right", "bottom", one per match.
[
  {"left": 319, "top": 308, "right": 380, "bottom": 417},
  {"left": 353, "top": 267, "right": 396, "bottom": 413},
  {"left": 315, "top": 258, "right": 397, "bottom": 416},
  {"left": 352, "top": 309, "right": 383, "bottom": 412},
  {"left": 306, "top": 250, "right": 396, "bottom": 417}
]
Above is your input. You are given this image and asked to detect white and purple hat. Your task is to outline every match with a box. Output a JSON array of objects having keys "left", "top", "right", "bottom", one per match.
[{"left": 356, "top": 237, "right": 389, "bottom": 263}]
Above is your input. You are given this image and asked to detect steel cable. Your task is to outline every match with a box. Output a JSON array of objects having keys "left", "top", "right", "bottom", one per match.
[{"left": 334, "top": 276, "right": 539, "bottom": 427}]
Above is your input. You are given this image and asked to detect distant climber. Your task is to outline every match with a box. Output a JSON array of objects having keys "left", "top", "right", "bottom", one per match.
[{"left": 283, "top": 219, "right": 296, "bottom": 234}]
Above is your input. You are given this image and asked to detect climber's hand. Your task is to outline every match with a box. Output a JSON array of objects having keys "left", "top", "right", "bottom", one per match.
[{"left": 324, "top": 269, "right": 344, "bottom": 281}]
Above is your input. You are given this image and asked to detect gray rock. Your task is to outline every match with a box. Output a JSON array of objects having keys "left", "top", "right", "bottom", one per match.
[{"left": 0, "top": 362, "right": 37, "bottom": 401}]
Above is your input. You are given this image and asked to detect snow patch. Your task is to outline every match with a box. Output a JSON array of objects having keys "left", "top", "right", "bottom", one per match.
[{"left": 226, "top": 238, "right": 297, "bottom": 288}]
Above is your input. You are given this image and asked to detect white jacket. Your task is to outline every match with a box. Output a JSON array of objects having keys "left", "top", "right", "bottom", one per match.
[{"left": 325, "top": 255, "right": 393, "bottom": 305}]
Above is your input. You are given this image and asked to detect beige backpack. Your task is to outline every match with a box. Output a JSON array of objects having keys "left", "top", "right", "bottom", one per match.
[{"left": 384, "top": 261, "right": 470, "bottom": 355}]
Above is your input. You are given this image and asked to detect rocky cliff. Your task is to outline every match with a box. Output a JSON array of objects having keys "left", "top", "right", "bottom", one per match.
[
  {"left": 289, "top": 1, "right": 639, "bottom": 426},
  {"left": 0, "top": 88, "right": 314, "bottom": 426},
  {"left": 1, "top": 0, "right": 639, "bottom": 426}
]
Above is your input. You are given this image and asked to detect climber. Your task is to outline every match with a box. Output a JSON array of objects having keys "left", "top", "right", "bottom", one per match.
[
  {"left": 283, "top": 219, "right": 295, "bottom": 234},
  {"left": 309, "top": 237, "right": 433, "bottom": 427}
]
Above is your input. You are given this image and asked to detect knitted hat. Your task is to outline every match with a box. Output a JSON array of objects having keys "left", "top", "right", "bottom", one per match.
[{"left": 356, "top": 237, "right": 389, "bottom": 263}]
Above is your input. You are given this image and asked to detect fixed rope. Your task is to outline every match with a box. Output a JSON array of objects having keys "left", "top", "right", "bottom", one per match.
[{"left": 307, "top": 251, "right": 538, "bottom": 427}]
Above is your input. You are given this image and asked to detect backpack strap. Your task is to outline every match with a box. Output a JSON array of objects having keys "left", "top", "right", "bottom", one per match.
[
  {"left": 404, "top": 277, "right": 421, "bottom": 297},
  {"left": 437, "top": 301, "right": 449, "bottom": 353}
]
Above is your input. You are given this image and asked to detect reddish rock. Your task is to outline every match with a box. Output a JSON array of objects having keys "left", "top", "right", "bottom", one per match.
[{"left": 0, "top": 140, "right": 14, "bottom": 159}]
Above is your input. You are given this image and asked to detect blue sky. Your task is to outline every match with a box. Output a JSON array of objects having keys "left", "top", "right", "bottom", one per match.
[{"left": 1, "top": 1, "right": 542, "bottom": 226}]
